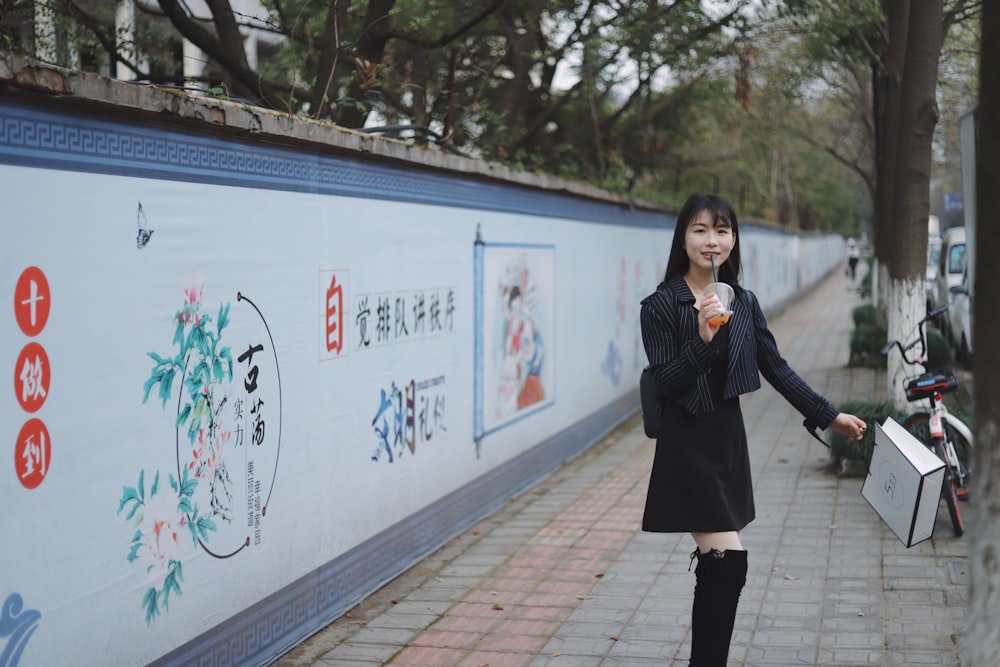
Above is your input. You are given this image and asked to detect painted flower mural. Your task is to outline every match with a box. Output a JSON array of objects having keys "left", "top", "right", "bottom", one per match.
[{"left": 118, "top": 281, "right": 233, "bottom": 622}]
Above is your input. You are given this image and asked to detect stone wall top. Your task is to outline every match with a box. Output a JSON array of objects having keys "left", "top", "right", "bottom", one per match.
[{"left": 0, "top": 50, "right": 655, "bottom": 212}]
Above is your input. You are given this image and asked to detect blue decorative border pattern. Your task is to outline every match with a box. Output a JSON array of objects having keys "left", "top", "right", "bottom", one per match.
[{"left": 0, "top": 98, "right": 670, "bottom": 228}]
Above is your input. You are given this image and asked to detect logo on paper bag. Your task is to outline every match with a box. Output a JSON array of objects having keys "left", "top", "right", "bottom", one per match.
[{"left": 878, "top": 460, "right": 905, "bottom": 509}]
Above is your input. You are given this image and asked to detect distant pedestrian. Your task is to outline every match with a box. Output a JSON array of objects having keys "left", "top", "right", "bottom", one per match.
[
  {"left": 639, "top": 193, "right": 867, "bottom": 666},
  {"left": 847, "top": 240, "right": 860, "bottom": 280}
]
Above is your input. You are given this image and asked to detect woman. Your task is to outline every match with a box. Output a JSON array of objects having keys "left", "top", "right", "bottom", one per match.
[{"left": 639, "top": 193, "right": 866, "bottom": 666}]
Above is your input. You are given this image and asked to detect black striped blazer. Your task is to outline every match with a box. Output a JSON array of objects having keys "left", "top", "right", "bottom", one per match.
[{"left": 640, "top": 275, "right": 839, "bottom": 431}]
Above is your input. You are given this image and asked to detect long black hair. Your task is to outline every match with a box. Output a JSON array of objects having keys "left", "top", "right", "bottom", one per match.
[{"left": 663, "top": 193, "right": 742, "bottom": 287}]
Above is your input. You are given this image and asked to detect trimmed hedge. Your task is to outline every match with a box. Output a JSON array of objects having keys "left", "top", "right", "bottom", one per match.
[
  {"left": 859, "top": 257, "right": 873, "bottom": 298},
  {"left": 925, "top": 328, "right": 954, "bottom": 370},
  {"left": 849, "top": 325, "right": 887, "bottom": 368},
  {"left": 826, "top": 399, "right": 909, "bottom": 466},
  {"left": 852, "top": 303, "right": 877, "bottom": 328}
]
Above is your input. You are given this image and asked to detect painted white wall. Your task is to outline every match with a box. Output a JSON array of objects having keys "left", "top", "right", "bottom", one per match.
[{"left": 1, "top": 161, "right": 847, "bottom": 665}]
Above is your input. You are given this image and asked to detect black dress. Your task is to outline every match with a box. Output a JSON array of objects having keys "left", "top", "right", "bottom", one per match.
[{"left": 641, "top": 323, "right": 756, "bottom": 533}]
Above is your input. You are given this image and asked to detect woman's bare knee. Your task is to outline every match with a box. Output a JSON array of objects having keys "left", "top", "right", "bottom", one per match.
[{"left": 691, "top": 531, "right": 743, "bottom": 553}]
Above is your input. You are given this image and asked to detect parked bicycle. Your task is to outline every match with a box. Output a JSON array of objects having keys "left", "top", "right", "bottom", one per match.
[{"left": 881, "top": 304, "right": 974, "bottom": 537}]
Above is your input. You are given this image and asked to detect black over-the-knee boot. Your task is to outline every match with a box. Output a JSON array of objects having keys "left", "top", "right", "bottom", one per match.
[{"left": 689, "top": 549, "right": 748, "bottom": 667}]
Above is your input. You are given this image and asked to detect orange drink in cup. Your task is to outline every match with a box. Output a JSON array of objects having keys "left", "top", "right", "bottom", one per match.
[
  {"left": 709, "top": 311, "right": 731, "bottom": 326},
  {"left": 704, "top": 283, "right": 735, "bottom": 326}
]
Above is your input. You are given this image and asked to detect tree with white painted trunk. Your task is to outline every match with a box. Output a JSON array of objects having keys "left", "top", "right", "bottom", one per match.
[
  {"left": 776, "top": 0, "right": 978, "bottom": 407},
  {"left": 870, "top": 0, "right": 978, "bottom": 410},
  {"left": 882, "top": 0, "right": 945, "bottom": 410}
]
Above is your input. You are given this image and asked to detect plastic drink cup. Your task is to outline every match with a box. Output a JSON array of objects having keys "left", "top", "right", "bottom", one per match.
[{"left": 704, "top": 283, "right": 735, "bottom": 326}]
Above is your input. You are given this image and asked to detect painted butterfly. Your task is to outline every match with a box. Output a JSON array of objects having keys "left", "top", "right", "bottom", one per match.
[{"left": 136, "top": 202, "right": 154, "bottom": 248}]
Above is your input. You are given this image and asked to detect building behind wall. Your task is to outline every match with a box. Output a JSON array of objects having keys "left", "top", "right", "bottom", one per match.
[{"left": 4, "top": 0, "right": 281, "bottom": 89}]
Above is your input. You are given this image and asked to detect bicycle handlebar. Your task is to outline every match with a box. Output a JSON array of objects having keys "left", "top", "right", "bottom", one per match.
[
  {"left": 879, "top": 337, "right": 921, "bottom": 363},
  {"left": 879, "top": 304, "right": 949, "bottom": 367},
  {"left": 926, "top": 304, "right": 949, "bottom": 320}
]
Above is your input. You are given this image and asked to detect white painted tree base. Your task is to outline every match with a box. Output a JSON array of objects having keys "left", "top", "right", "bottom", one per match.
[{"left": 886, "top": 277, "right": 924, "bottom": 411}]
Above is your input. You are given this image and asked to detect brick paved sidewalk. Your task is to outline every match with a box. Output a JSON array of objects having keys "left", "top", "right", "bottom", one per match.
[{"left": 275, "top": 266, "right": 970, "bottom": 667}]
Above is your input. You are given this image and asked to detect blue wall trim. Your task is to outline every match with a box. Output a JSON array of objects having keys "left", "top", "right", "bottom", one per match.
[
  {"left": 0, "top": 98, "right": 672, "bottom": 229},
  {"left": 150, "top": 393, "right": 639, "bottom": 667}
]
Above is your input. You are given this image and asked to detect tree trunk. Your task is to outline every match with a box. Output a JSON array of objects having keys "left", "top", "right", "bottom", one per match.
[
  {"left": 203, "top": 0, "right": 257, "bottom": 101},
  {"left": 498, "top": 0, "right": 548, "bottom": 158},
  {"left": 885, "top": 0, "right": 942, "bottom": 410},
  {"left": 873, "top": 0, "right": 911, "bottom": 331},
  {"left": 309, "top": 0, "right": 350, "bottom": 117},
  {"left": 968, "top": 1, "right": 1000, "bottom": 662},
  {"left": 336, "top": 0, "right": 396, "bottom": 129}
]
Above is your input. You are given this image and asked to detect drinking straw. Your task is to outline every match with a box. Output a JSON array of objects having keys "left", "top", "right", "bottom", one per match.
[{"left": 711, "top": 256, "right": 718, "bottom": 289}]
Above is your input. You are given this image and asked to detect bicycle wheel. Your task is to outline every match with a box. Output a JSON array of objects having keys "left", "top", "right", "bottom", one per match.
[
  {"left": 934, "top": 439, "right": 964, "bottom": 537},
  {"left": 902, "top": 412, "right": 973, "bottom": 499}
]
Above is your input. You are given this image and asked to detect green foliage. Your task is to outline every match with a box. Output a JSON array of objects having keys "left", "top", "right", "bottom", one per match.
[
  {"left": 117, "top": 466, "right": 202, "bottom": 623},
  {"left": 852, "top": 303, "right": 877, "bottom": 328},
  {"left": 206, "top": 86, "right": 230, "bottom": 101},
  {"left": 144, "top": 296, "right": 233, "bottom": 443},
  {"left": 925, "top": 328, "right": 954, "bottom": 370},
  {"left": 827, "top": 399, "right": 908, "bottom": 465},
  {"left": 849, "top": 324, "right": 887, "bottom": 368},
  {"left": 859, "top": 257, "right": 873, "bottom": 298},
  {"left": 21, "top": 0, "right": 978, "bottom": 235},
  {"left": 121, "top": 287, "right": 237, "bottom": 623},
  {"left": 117, "top": 469, "right": 149, "bottom": 522},
  {"left": 944, "top": 394, "right": 972, "bottom": 427},
  {"left": 143, "top": 560, "right": 183, "bottom": 624},
  {"left": 798, "top": 0, "right": 886, "bottom": 64}
]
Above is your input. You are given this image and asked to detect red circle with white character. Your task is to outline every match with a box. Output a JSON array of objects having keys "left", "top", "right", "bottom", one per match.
[
  {"left": 15, "top": 418, "right": 51, "bottom": 489},
  {"left": 14, "top": 342, "right": 50, "bottom": 413},
  {"left": 14, "top": 266, "right": 50, "bottom": 337}
]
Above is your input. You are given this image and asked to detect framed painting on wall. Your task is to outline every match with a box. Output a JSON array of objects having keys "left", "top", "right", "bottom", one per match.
[{"left": 474, "top": 239, "right": 556, "bottom": 443}]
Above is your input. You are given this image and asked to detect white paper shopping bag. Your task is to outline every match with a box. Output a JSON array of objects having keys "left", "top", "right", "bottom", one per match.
[{"left": 861, "top": 417, "right": 945, "bottom": 547}]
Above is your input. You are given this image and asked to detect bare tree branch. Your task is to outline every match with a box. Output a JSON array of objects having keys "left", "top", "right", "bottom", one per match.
[{"left": 156, "top": 0, "right": 294, "bottom": 105}]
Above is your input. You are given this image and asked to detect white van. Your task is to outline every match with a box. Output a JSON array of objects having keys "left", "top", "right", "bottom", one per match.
[
  {"left": 948, "top": 264, "right": 973, "bottom": 363},
  {"left": 926, "top": 236, "right": 942, "bottom": 309},
  {"left": 934, "top": 226, "right": 967, "bottom": 334}
]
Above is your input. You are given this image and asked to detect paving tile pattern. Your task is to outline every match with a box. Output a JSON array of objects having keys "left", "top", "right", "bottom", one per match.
[{"left": 276, "top": 266, "right": 970, "bottom": 667}]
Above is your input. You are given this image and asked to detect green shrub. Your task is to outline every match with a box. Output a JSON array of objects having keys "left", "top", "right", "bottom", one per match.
[
  {"left": 852, "top": 303, "right": 877, "bottom": 328},
  {"left": 859, "top": 257, "right": 873, "bottom": 298},
  {"left": 945, "top": 398, "right": 972, "bottom": 428},
  {"left": 849, "top": 324, "right": 887, "bottom": 368},
  {"left": 925, "top": 329, "right": 954, "bottom": 370},
  {"left": 827, "top": 399, "right": 909, "bottom": 466}
]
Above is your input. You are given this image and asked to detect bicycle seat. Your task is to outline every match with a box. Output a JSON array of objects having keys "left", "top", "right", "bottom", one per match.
[{"left": 905, "top": 371, "right": 959, "bottom": 401}]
